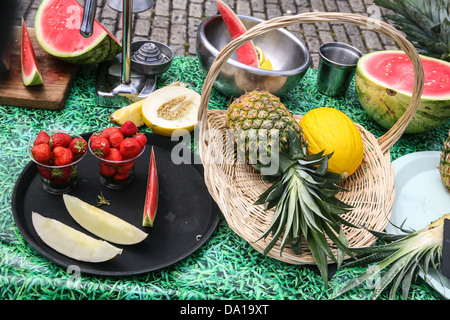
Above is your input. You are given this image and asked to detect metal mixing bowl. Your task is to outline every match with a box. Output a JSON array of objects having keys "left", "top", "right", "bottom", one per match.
[{"left": 196, "top": 15, "right": 311, "bottom": 97}]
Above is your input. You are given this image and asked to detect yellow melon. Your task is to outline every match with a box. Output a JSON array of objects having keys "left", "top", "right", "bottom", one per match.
[{"left": 299, "top": 107, "right": 364, "bottom": 178}]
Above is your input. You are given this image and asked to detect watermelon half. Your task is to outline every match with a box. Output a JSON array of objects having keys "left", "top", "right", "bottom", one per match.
[
  {"left": 21, "top": 18, "right": 43, "bottom": 86},
  {"left": 216, "top": 0, "right": 259, "bottom": 68},
  {"left": 355, "top": 50, "right": 450, "bottom": 134},
  {"left": 34, "top": 0, "right": 121, "bottom": 65}
]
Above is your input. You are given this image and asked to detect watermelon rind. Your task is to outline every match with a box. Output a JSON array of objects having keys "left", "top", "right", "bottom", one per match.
[
  {"left": 355, "top": 50, "right": 450, "bottom": 134},
  {"left": 34, "top": 0, "right": 121, "bottom": 65},
  {"left": 21, "top": 18, "right": 43, "bottom": 87}
]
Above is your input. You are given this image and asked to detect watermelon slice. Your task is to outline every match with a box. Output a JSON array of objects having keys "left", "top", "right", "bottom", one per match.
[
  {"left": 34, "top": 0, "right": 121, "bottom": 65},
  {"left": 21, "top": 18, "right": 43, "bottom": 86},
  {"left": 143, "top": 147, "right": 158, "bottom": 227},
  {"left": 355, "top": 50, "right": 450, "bottom": 133},
  {"left": 216, "top": 0, "right": 259, "bottom": 68}
]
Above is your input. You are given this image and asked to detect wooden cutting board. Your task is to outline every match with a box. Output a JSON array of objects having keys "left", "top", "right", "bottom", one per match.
[{"left": 0, "top": 26, "right": 78, "bottom": 110}]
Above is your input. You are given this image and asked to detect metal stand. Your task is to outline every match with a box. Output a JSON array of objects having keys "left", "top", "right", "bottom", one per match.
[
  {"left": 94, "top": 0, "right": 157, "bottom": 106},
  {"left": 80, "top": 0, "right": 174, "bottom": 106}
]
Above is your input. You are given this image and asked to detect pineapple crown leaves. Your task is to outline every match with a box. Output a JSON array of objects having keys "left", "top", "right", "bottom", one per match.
[
  {"left": 333, "top": 224, "right": 444, "bottom": 300},
  {"left": 252, "top": 128, "right": 358, "bottom": 285},
  {"left": 374, "top": 0, "right": 450, "bottom": 61}
]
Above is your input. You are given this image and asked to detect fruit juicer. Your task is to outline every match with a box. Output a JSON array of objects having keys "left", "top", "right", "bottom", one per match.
[{"left": 81, "top": 0, "right": 174, "bottom": 107}]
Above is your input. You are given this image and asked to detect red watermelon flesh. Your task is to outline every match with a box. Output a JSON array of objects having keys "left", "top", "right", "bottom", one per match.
[
  {"left": 34, "top": 0, "right": 121, "bottom": 65},
  {"left": 142, "top": 147, "right": 158, "bottom": 227},
  {"left": 216, "top": 0, "right": 259, "bottom": 68},
  {"left": 21, "top": 18, "right": 43, "bottom": 86},
  {"left": 360, "top": 51, "right": 450, "bottom": 99}
]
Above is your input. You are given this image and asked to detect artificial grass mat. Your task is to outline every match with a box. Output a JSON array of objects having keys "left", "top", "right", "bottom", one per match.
[{"left": 0, "top": 56, "right": 447, "bottom": 300}]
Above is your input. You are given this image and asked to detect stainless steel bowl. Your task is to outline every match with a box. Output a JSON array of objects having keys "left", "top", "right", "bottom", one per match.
[{"left": 196, "top": 15, "right": 311, "bottom": 97}]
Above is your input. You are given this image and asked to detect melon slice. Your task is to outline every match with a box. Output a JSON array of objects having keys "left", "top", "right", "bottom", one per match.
[
  {"left": 355, "top": 50, "right": 450, "bottom": 134},
  {"left": 21, "top": 18, "right": 43, "bottom": 86},
  {"left": 34, "top": 0, "right": 121, "bottom": 65},
  {"left": 63, "top": 194, "right": 148, "bottom": 245},
  {"left": 143, "top": 147, "right": 158, "bottom": 227},
  {"left": 32, "top": 211, "right": 122, "bottom": 263},
  {"left": 216, "top": 0, "right": 259, "bottom": 68}
]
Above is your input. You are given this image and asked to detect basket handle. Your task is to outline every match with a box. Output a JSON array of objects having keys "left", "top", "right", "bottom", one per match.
[{"left": 197, "top": 12, "right": 424, "bottom": 153}]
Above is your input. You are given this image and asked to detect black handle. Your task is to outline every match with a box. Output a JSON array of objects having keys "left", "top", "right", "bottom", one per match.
[{"left": 80, "top": 0, "right": 97, "bottom": 38}]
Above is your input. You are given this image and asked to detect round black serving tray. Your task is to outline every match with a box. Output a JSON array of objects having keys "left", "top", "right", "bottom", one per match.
[{"left": 11, "top": 132, "right": 220, "bottom": 276}]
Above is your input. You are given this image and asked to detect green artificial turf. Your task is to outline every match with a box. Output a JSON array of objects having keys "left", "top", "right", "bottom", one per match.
[{"left": 0, "top": 56, "right": 447, "bottom": 300}]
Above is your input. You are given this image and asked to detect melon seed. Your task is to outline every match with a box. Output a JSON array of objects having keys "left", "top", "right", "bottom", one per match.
[{"left": 157, "top": 96, "right": 193, "bottom": 120}]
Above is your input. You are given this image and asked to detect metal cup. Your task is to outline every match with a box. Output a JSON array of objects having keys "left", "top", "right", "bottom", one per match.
[{"left": 316, "top": 42, "right": 362, "bottom": 97}]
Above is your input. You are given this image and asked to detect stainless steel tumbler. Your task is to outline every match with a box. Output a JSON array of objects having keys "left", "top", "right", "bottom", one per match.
[{"left": 316, "top": 42, "right": 363, "bottom": 97}]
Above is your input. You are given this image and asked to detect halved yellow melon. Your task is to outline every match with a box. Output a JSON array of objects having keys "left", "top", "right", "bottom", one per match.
[{"left": 141, "top": 86, "right": 201, "bottom": 137}]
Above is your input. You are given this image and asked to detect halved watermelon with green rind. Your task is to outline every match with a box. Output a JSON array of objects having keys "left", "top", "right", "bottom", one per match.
[
  {"left": 21, "top": 18, "right": 43, "bottom": 86},
  {"left": 355, "top": 50, "right": 450, "bottom": 134},
  {"left": 216, "top": 0, "right": 259, "bottom": 68},
  {"left": 34, "top": 0, "right": 121, "bottom": 65}
]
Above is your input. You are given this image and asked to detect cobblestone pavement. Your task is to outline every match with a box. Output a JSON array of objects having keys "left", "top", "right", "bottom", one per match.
[{"left": 15, "top": 0, "right": 398, "bottom": 68}]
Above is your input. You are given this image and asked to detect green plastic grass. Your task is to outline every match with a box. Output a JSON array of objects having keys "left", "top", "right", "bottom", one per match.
[{"left": 0, "top": 56, "right": 447, "bottom": 300}]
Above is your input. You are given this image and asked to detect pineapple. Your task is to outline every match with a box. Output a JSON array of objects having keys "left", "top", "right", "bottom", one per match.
[
  {"left": 439, "top": 129, "right": 450, "bottom": 189},
  {"left": 374, "top": 0, "right": 450, "bottom": 61},
  {"left": 226, "top": 91, "right": 355, "bottom": 285},
  {"left": 335, "top": 212, "right": 450, "bottom": 300},
  {"left": 227, "top": 90, "right": 303, "bottom": 143},
  {"left": 110, "top": 99, "right": 145, "bottom": 127},
  {"left": 226, "top": 90, "right": 304, "bottom": 162}
]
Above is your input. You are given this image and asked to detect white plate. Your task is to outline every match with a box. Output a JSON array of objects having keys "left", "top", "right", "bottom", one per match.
[{"left": 387, "top": 151, "right": 450, "bottom": 298}]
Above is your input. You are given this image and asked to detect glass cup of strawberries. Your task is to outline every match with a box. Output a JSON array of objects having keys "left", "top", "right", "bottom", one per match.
[
  {"left": 88, "top": 121, "right": 147, "bottom": 189},
  {"left": 28, "top": 130, "right": 88, "bottom": 194}
]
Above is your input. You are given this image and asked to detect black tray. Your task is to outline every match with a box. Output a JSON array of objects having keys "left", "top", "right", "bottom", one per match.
[{"left": 11, "top": 132, "right": 220, "bottom": 276}]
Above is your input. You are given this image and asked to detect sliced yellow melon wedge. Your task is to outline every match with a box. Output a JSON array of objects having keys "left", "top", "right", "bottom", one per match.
[
  {"left": 141, "top": 86, "right": 201, "bottom": 137},
  {"left": 32, "top": 211, "right": 122, "bottom": 262},
  {"left": 63, "top": 194, "right": 148, "bottom": 245}
]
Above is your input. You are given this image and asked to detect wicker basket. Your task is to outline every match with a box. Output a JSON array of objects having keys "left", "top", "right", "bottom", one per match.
[{"left": 197, "top": 12, "right": 425, "bottom": 265}]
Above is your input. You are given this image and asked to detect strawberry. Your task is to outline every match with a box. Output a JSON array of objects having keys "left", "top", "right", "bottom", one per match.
[
  {"left": 99, "top": 161, "right": 116, "bottom": 177},
  {"left": 102, "top": 126, "right": 120, "bottom": 139},
  {"left": 116, "top": 160, "right": 134, "bottom": 173},
  {"left": 34, "top": 131, "right": 50, "bottom": 146},
  {"left": 105, "top": 148, "right": 124, "bottom": 162},
  {"left": 50, "top": 166, "right": 74, "bottom": 185},
  {"left": 119, "top": 138, "right": 142, "bottom": 159},
  {"left": 109, "top": 131, "right": 124, "bottom": 149},
  {"left": 31, "top": 143, "right": 52, "bottom": 164},
  {"left": 50, "top": 132, "right": 72, "bottom": 148},
  {"left": 53, "top": 146, "right": 74, "bottom": 166},
  {"left": 90, "top": 137, "right": 111, "bottom": 158},
  {"left": 113, "top": 171, "right": 130, "bottom": 181},
  {"left": 68, "top": 137, "right": 88, "bottom": 157},
  {"left": 120, "top": 121, "right": 138, "bottom": 137},
  {"left": 37, "top": 165, "right": 53, "bottom": 179},
  {"left": 134, "top": 133, "right": 147, "bottom": 148}
]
